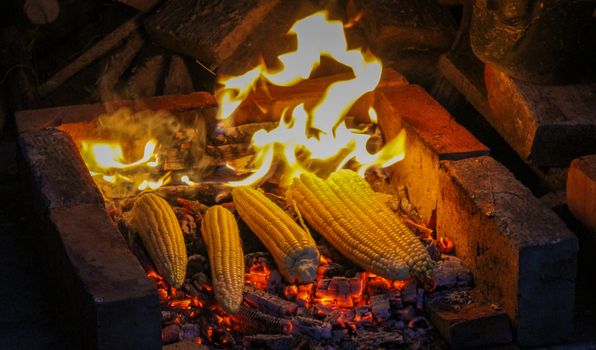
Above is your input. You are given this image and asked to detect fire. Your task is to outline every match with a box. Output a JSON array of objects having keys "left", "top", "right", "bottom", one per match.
[
  {"left": 216, "top": 11, "right": 406, "bottom": 187},
  {"left": 81, "top": 138, "right": 170, "bottom": 191}
]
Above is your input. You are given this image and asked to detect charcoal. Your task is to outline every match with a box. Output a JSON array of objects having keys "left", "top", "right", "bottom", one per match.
[
  {"left": 408, "top": 316, "right": 431, "bottom": 330},
  {"left": 162, "top": 324, "right": 181, "bottom": 344},
  {"left": 370, "top": 295, "right": 391, "bottom": 321},
  {"left": 355, "top": 330, "right": 405, "bottom": 349},
  {"left": 186, "top": 254, "right": 208, "bottom": 276},
  {"left": 291, "top": 316, "right": 332, "bottom": 340},
  {"left": 397, "top": 305, "right": 416, "bottom": 321},
  {"left": 432, "top": 256, "right": 473, "bottom": 289},
  {"left": 266, "top": 269, "right": 283, "bottom": 294},
  {"left": 416, "top": 289, "right": 425, "bottom": 310},
  {"left": 243, "top": 334, "right": 294, "bottom": 350},
  {"left": 181, "top": 323, "right": 201, "bottom": 341},
  {"left": 402, "top": 280, "right": 417, "bottom": 304},
  {"left": 235, "top": 305, "right": 292, "bottom": 335},
  {"left": 244, "top": 285, "right": 299, "bottom": 317}
]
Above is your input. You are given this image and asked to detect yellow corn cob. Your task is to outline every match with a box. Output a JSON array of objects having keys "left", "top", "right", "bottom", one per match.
[
  {"left": 130, "top": 193, "right": 187, "bottom": 287},
  {"left": 232, "top": 186, "right": 319, "bottom": 284},
  {"left": 201, "top": 205, "right": 244, "bottom": 314},
  {"left": 286, "top": 173, "right": 410, "bottom": 280},
  {"left": 327, "top": 170, "right": 433, "bottom": 280}
]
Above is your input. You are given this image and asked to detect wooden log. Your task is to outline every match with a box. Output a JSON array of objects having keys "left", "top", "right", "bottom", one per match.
[
  {"left": 485, "top": 64, "right": 596, "bottom": 166},
  {"left": 39, "top": 15, "right": 141, "bottom": 96},
  {"left": 164, "top": 55, "right": 195, "bottom": 95},
  {"left": 95, "top": 32, "right": 145, "bottom": 101},
  {"left": 144, "top": 0, "right": 280, "bottom": 70},
  {"left": 567, "top": 154, "right": 596, "bottom": 232},
  {"left": 437, "top": 156, "right": 578, "bottom": 346},
  {"left": 126, "top": 55, "right": 166, "bottom": 99}
]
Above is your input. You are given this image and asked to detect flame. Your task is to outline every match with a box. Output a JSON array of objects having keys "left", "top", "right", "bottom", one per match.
[
  {"left": 216, "top": 11, "right": 406, "bottom": 187},
  {"left": 81, "top": 138, "right": 170, "bottom": 193}
]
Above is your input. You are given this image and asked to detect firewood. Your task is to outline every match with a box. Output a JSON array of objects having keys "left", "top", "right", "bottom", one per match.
[
  {"left": 567, "top": 154, "right": 596, "bottom": 232},
  {"left": 243, "top": 285, "right": 298, "bottom": 317},
  {"left": 206, "top": 143, "right": 252, "bottom": 159},
  {"left": 39, "top": 15, "right": 141, "bottom": 96},
  {"left": 214, "top": 122, "right": 279, "bottom": 145},
  {"left": 126, "top": 55, "right": 166, "bottom": 99},
  {"left": 144, "top": 0, "right": 281, "bottom": 70},
  {"left": 154, "top": 184, "right": 230, "bottom": 205},
  {"left": 95, "top": 32, "right": 145, "bottom": 101},
  {"left": 164, "top": 55, "right": 195, "bottom": 95}
]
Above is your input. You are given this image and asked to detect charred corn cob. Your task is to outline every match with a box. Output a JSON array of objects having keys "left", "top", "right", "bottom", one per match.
[
  {"left": 201, "top": 205, "right": 244, "bottom": 314},
  {"left": 327, "top": 170, "right": 433, "bottom": 280},
  {"left": 130, "top": 193, "right": 187, "bottom": 287},
  {"left": 232, "top": 186, "right": 319, "bottom": 284},
  {"left": 287, "top": 173, "right": 410, "bottom": 280}
]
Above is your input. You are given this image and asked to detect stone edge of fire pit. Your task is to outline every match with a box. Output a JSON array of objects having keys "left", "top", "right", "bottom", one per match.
[
  {"left": 375, "top": 86, "right": 578, "bottom": 347},
  {"left": 18, "top": 128, "right": 161, "bottom": 349},
  {"left": 14, "top": 91, "right": 217, "bottom": 134},
  {"left": 438, "top": 156, "right": 578, "bottom": 347}
]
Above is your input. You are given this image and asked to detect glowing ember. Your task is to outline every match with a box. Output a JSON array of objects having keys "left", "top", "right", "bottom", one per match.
[{"left": 216, "top": 11, "right": 407, "bottom": 187}]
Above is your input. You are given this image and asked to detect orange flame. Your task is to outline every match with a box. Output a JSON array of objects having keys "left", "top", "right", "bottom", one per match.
[{"left": 216, "top": 11, "right": 406, "bottom": 187}]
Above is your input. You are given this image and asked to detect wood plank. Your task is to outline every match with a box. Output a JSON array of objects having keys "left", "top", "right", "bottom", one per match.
[
  {"left": 16, "top": 92, "right": 217, "bottom": 133},
  {"left": 567, "top": 154, "right": 596, "bottom": 232},
  {"left": 144, "top": 0, "right": 280, "bottom": 69},
  {"left": 38, "top": 15, "right": 141, "bottom": 97},
  {"left": 485, "top": 64, "right": 596, "bottom": 166}
]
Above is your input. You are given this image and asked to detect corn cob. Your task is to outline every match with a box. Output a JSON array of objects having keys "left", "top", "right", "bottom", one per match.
[
  {"left": 232, "top": 186, "right": 319, "bottom": 284},
  {"left": 286, "top": 173, "right": 410, "bottom": 280},
  {"left": 130, "top": 193, "right": 187, "bottom": 287},
  {"left": 327, "top": 170, "right": 433, "bottom": 280},
  {"left": 201, "top": 205, "right": 244, "bottom": 314}
]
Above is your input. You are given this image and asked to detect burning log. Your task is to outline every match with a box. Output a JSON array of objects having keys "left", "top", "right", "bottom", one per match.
[
  {"left": 39, "top": 15, "right": 142, "bottom": 96},
  {"left": 242, "top": 334, "right": 293, "bottom": 350},
  {"left": 243, "top": 285, "right": 298, "bottom": 317},
  {"left": 214, "top": 122, "right": 279, "bottom": 145},
  {"left": 207, "top": 143, "right": 252, "bottom": 159},
  {"left": 155, "top": 184, "right": 230, "bottom": 205},
  {"left": 234, "top": 305, "right": 292, "bottom": 335}
]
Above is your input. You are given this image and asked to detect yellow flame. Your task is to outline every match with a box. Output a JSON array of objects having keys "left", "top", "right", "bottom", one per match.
[
  {"left": 368, "top": 107, "right": 378, "bottom": 124},
  {"left": 81, "top": 139, "right": 158, "bottom": 170},
  {"left": 216, "top": 10, "right": 406, "bottom": 186}
]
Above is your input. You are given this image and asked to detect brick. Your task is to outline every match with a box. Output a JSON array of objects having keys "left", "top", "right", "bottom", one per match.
[
  {"left": 32, "top": 203, "right": 161, "bottom": 350},
  {"left": 567, "top": 154, "right": 596, "bottom": 232},
  {"left": 375, "top": 84, "right": 489, "bottom": 222},
  {"left": 437, "top": 156, "right": 578, "bottom": 346},
  {"left": 426, "top": 291, "right": 512, "bottom": 349},
  {"left": 19, "top": 128, "right": 103, "bottom": 211},
  {"left": 15, "top": 91, "right": 216, "bottom": 133}
]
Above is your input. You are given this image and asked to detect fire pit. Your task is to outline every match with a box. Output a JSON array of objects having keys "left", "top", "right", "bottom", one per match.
[{"left": 16, "top": 10, "right": 577, "bottom": 350}]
